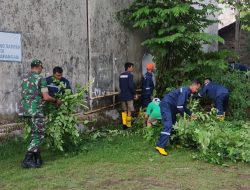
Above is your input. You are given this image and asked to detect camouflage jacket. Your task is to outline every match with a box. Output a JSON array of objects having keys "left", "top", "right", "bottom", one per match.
[{"left": 19, "top": 72, "right": 48, "bottom": 116}]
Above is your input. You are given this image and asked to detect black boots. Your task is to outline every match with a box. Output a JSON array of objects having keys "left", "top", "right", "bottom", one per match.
[
  {"left": 21, "top": 152, "right": 37, "bottom": 168},
  {"left": 21, "top": 150, "right": 43, "bottom": 169},
  {"left": 34, "top": 150, "right": 43, "bottom": 167}
]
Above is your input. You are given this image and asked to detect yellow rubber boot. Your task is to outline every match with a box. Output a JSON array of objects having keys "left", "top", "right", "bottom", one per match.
[
  {"left": 126, "top": 116, "right": 132, "bottom": 128},
  {"left": 217, "top": 115, "right": 225, "bottom": 121},
  {"left": 121, "top": 112, "right": 127, "bottom": 125},
  {"left": 155, "top": 146, "right": 168, "bottom": 156}
]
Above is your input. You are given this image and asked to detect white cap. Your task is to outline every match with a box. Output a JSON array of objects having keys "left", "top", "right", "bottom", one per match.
[{"left": 152, "top": 98, "right": 161, "bottom": 104}]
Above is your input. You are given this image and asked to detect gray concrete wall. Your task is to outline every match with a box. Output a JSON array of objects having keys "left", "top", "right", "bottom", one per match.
[
  {"left": 0, "top": 0, "right": 144, "bottom": 116},
  {"left": 0, "top": 0, "right": 89, "bottom": 116},
  {"left": 202, "top": 0, "right": 219, "bottom": 52},
  {"left": 0, "top": 0, "right": 220, "bottom": 116},
  {"left": 88, "top": 0, "right": 143, "bottom": 97}
]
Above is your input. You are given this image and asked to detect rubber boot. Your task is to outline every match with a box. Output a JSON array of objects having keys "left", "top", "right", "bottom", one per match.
[
  {"left": 217, "top": 114, "right": 225, "bottom": 121},
  {"left": 155, "top": 146, "right": 168, "bottom": 156},
  {"left": 126, "top": 116, "right": 132, "bottom": 128},
  {"left": 34, "top": 150, "right": 43, "bottom": 168},
  {"left": 121, "top": 112, "right": 127, "bottom": 125},
  {"left": 21, "top": 152, "right": 37, "bottom": 169},
  {"left": 121, "top": 112, "right": 128, "bottom": 129}
]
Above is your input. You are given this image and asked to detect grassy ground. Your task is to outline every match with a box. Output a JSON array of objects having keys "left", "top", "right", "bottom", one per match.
[{"left": 0, "top": 134, "right": 250, "bottom": 190}]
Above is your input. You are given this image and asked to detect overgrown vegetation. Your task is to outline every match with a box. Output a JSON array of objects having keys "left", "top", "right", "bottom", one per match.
[
  {"left": 23, "top": 83, "right": 89, "bottom": 152},
  {"left": 118, "top": 0, "right": 250, "bottom": 165},
  {"left": 44, "top": 84, "right": 89, "bottom": 151},
  {"left": 139, "top": 98, "right": 250, "bottom": 164},
  {"left": 176, "top": 55, "right": 250, "bottom": 120},
  {"left": 173, "top": 103, "right": 250, "bottom": 164},
  {"left": 119, "top": 0, "right": 224, "bottom": 96}
]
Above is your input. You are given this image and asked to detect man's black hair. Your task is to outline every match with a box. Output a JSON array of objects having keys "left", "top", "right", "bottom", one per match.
[
  {"left": 204, "top": 78, "right": 212, "bottom": 82},
  {"left": 124, "top": 62, "right": 134, "bottom": 71},
  {"left": 191, "top": 80, "right": 202, "bottom": 86},
  {"left": 53, "top": 66, "right": 63, "bottom": 74}
]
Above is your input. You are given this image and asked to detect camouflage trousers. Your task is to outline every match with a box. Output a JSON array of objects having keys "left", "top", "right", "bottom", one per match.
[{"left": 27, "top": 113, "right": 45, "bottom": 152}]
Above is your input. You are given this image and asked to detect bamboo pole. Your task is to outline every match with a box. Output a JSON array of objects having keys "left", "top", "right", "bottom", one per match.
[
  {"left": 83, "top": 102, "right": 121, "bottom": 115},
  {"left": 90, "top": 92, "right": 119, "bottom": 100}
]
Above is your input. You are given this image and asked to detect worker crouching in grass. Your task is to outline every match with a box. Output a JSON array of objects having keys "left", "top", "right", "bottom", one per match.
[
  {"left": 155, "top": 80, "right": 201, "bottom": 156},
  {"left": 197, "top": 78, "right": 229, "bottom": 121},
  {"left": 145, "top": 98, "right": 162, "bottom": 127}
]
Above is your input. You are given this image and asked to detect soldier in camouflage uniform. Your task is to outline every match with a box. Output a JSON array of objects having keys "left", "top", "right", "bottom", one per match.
[{"left": 19, "top": 59, "right": 61, "bottom": 168}]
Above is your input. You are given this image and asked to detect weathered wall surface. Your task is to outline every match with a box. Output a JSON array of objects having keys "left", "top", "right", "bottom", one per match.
[
  {"left": 0, "top": 0, "right": 144, "bottom": 116},
  {"left": 0, "top": 0, "right": 220, "bottom": 116},
  {"left": 0, "top": 0, "right": 89, "bottom": 116},
  {"left": 88, "top": 0, "right": 143, "bottom": 97},
  {"left": 202, "top": 0, "right": 219, "bottom": 52}
]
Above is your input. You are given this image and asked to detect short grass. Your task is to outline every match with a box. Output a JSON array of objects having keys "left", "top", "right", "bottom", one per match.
[{"left": 0, "top": 133, "right": 250, "bottom": 190}]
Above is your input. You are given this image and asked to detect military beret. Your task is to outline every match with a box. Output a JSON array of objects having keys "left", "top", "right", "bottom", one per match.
[{"left": 31, "top": 59, "right": 43, "bottom": 67}]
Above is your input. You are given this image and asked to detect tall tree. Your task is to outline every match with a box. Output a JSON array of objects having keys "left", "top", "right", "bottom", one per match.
[{"left": 119, "top": 0, "right": 223, "bottom": 96}]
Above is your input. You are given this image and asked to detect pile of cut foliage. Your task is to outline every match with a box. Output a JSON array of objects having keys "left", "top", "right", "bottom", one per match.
[{"left": 173, "top": 107, "right": 250, "bottom": 164}]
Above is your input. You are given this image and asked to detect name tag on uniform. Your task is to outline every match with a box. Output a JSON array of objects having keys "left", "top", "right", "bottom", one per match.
[{"left": 120, "top": 75, "right": 128, "bottom": 78}]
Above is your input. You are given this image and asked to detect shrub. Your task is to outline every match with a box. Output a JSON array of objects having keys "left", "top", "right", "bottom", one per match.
[
  {"left": 43, "top": 84, "right": 88, "bottom": 151},
  {"left": 173, "top": 103, "right": 250, "bottom": 164}
]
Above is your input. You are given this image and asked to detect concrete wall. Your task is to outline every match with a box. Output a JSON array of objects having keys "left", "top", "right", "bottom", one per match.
[
  {"left": 0, "top": 0, "right": 144, "bottom": 116},
  {"left": 202, "top": 0, "right": 219, "bottom": 52},
  {"left": 203, "top": 19, "right": 219, "bottom": 52},
  {"left": 88, "top": 0, "right": 143, "bottom": 96},
  {"left": 0, "top": 0, "right": 221, "bottom": 116},
  {"left": 0, "top": 0, "right": 89, "bottom": 116}
]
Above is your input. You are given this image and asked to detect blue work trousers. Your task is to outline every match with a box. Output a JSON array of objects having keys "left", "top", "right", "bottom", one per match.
[
  {"left": 156, "top": 102, "right": 177, "bottom": 148},
  {"left": 141, "top": 94, "right": 151, "bottom": 109},
  {"left": 215, "top": 93, "right": 229, "bottom": 115}
]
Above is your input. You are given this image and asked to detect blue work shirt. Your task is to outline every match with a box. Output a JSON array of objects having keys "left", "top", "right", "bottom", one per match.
[
  {"left": 119, "top": 71, "right": 135, "bottom": 101},
  {"left": 161, "top": 87, "right": 192, "bottom": 116},
  {"left": 198, "top": 82, "right": 229, "bottom": 101},
  {"left": 229, "top": 63, "right": 250, "bottom": 71},
  {"left": 142, "top": 72, "right": 154, "bottom": 96},
  {"left": 46, "top": 76, "right": 71, "bottom": 97}
]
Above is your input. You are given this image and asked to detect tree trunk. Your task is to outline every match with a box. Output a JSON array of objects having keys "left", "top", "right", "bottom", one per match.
[{"left": 235, "top": 1, "right": 241, "bottom": 57}]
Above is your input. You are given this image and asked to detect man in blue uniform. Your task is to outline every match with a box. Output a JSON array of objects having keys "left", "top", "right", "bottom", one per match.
[
  {"left": 155, "top": 80, "right": 201, "bottom": 156},
  {"left": 119, "top": 62, "right": 137, "bottom": 129},
  {"left": 46, "top": 66, "right": 71, "bottom": 97},
  {"left": 141, "top": 63, "right": 155, "bottom": 108},
  {"left": 198, "top": 78, "right": 229, "bottom": 121},
  {"left": 229, "top": 62, "right": 250, "bottom": 72}
]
